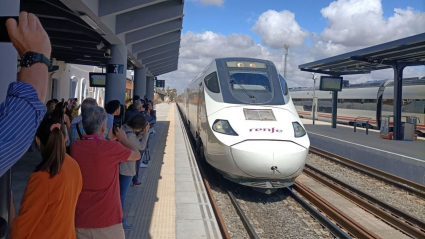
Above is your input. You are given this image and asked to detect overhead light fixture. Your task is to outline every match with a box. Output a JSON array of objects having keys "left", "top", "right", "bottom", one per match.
[
  {"left": 52, "top": 45, "right": 73, "bottom": 50},
  {"left": 80, "top": 14, "right": 106, "bottom": 35},
  {"left": 129, "top": 58, "right": 137, "bottom": 65},
  {"left": 96, "top": 41, "right": 105, "bottom": 50}
]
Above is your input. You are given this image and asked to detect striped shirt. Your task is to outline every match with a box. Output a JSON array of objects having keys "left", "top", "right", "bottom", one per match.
[{"left": 0, "top": 82, "right": 46, "bottom": 177}]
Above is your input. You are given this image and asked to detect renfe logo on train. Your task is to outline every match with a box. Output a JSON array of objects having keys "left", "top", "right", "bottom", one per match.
[{"left": 249, "top": 128, "right": 282, "bottom": 133}]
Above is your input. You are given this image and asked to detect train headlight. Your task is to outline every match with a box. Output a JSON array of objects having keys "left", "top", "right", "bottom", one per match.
[
  {"left": 212, "top": 120, "right": 238, "bottom": 136},
  {"left": 292, "top": 122, "right": 306, "bottom": 138}
]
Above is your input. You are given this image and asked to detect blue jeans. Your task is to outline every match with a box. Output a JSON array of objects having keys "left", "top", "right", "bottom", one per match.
[
  {"left": 132, "top": 160, "right": 141, "bottom": 184},
  {"left": 119, "top": 174, "right": 133, "bottom": 219}
]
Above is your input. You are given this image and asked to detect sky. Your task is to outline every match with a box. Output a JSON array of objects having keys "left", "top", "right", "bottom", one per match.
[{"left": 159, "top": 0, "right": 425, "bottom": 93}]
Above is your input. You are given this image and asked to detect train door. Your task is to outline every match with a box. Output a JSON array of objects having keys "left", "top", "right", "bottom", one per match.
[
  {"left": 313, "top": 97, "right": 318, "bottom": 120},
  {"left": 197, "top": 82, "right": 204, "bottom": 134}
]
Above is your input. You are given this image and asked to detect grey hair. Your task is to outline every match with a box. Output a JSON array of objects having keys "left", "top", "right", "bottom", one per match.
[
  {"left": 82, "top": 106, "right": 107, "bottom": 135},
  {"left": 131, "top": 100, "right": 142, "bottom": 110},
  {"left": 81, "top": 98, "right": 98, "bottom": 114}
]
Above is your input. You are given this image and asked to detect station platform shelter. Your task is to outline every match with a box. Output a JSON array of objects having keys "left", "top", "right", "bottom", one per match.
[
  {"left": 301, "top": 118, "right": 425, "bottom": 185},
  {"left": 11, "top": 103, "right": 222, "bottom": 239}
]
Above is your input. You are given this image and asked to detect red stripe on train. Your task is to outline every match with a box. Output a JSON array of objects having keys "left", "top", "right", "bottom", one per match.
[{"left": 297, "top": 111, "right": 425, "bottom": 129}]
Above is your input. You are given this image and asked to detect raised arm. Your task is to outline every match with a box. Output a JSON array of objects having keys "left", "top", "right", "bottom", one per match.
[
  {"left": 7, "top": 12, "right": 51, "bottom": 102},
  {"left": 115, "top": 127, "right": 141, "bottom": 161},
  {"left": 0, "top": 12, "right": 50, "bottom": 176}
]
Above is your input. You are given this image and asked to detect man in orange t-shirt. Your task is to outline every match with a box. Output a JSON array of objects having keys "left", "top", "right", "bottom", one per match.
[{"left": 71, "top": 106, "right": 140, "bottom": 239}]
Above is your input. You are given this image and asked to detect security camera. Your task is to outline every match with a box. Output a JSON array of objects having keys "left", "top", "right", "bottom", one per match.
[{"left": 104, "top": 49, "right": 111, "bottom": 58}]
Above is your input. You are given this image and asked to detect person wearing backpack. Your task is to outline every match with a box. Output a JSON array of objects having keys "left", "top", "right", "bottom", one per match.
[
  {"left": 68, "top": 98, "right": 97, "bottom": 144},
  {"left": 119, "top": 114, "right": 149, "bottom": 230}
]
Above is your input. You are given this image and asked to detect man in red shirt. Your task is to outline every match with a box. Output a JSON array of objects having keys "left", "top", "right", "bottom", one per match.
[{"left": 71, "top": 106, "right": 140, "bottom": 239}]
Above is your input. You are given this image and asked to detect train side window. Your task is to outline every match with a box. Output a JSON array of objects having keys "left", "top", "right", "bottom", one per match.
[
  {"left": 204, "top": 72, "right": 220, "bottom": 93},
  {"left": 318, "top": 99, "right": 332, "bottom": 113},
  {"left": 278, "top": 75, "right": 288, "bottom": 95}
]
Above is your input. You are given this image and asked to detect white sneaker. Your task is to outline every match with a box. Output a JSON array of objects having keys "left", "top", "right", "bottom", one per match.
[{"left": 140, "top": 162, "right": 148, "bottom": 168}]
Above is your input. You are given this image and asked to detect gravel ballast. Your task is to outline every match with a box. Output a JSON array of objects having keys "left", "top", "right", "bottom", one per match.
[
  {"left": 306, "top": 153, "right": 425, "bottom": 222},
  {"left": 210, "top": 183, "right": 250, "bottom": 239},
  {"left": 227, "top": 184, "right": 332, "bottom": 239}
]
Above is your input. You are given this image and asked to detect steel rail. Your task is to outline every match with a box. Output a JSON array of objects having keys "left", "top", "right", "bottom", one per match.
[
  {"left": 310, "top": 146, "right": 425, "bottom": 199},
  {"left": 176, "top": 104, "right": 231, "bottom": 239},
  {"left": 224, "top": 183, "right": 260, "bottom": 239},
  {"left": 294, "top": 182, "right": 380, "bottom": 239},
  {"left": 286, "top": 187, "right": 351, "bottom": 239},
  {"left": 303, "top": 166, "right": 425, "bottom": 238}
]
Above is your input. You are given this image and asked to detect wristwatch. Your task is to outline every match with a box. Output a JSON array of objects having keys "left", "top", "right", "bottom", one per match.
[{"left": 20, "top": 51, "right": 54, "bottom": 72}]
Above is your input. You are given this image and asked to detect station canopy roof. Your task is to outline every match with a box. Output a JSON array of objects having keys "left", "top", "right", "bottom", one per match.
[
  {"left": 299, "top": 33, "right": 425, "bottom": 76},
  {"left": 21, "top": 0, "right": 184, "bottom": 76}
]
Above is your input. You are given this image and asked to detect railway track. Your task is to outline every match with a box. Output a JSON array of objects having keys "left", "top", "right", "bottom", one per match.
[
  {"left": 178, "top": 104, "right": 425, "bottom": 239},
  {"left": 309, "top": 146, "right": 425, "bottom": 199},
  {"left": 302, "top": 165, "right": 425, "bottom": 238}
]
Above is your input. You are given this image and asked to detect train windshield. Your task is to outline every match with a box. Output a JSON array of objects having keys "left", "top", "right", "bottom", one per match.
[
  {"left": 227, "top": 69, "right": 273, "bottom": 104},
  {"left": 215, "top": 59, "right": 287, "bottom": 105}
]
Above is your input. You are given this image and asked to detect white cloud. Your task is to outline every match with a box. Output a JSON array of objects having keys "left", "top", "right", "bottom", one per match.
[
  {"left": 320, "top": 0, "right": 425, "bottom": 48},
  {"left": 187, "top": 0, "right": 224, "bottom": 7},
  {"left": 252, "top": 10, "right": 309, "bottom": 49},
  {"left": 160, "top": 31, "right": 294, "bottom": 92},
  {"left": 161, "top": 0, "right": 425, "bottom": 93}
]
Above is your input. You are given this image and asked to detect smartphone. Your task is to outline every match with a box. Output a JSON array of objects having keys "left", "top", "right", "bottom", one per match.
[
  {"left": 0, "top": 17, "right": 18, "bottom": 42},
  {"left": 112, "top": 116, "right": 122, "bottom": 134}
]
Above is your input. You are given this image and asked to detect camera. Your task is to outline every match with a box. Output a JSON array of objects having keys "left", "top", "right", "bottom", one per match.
[{"left": 104, "top": 49, "right": 111, "bottom": 58}]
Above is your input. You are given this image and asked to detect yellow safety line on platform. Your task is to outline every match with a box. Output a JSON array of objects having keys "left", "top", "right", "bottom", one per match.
[{"left": 149, "top": 105, "right": 176, "bottom": 238}]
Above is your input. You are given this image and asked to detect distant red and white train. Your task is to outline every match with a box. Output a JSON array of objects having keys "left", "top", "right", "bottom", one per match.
[{"left": 290, "top": 78, "right": 425, "bottom": 136}]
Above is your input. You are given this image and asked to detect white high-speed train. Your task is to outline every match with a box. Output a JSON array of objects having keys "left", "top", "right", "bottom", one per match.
[
  {"left": 290, "top": 78, "right": 425, "bottom": 136},
  {"left": 177, "top": 57, "right": 310, "bottom": 189}
]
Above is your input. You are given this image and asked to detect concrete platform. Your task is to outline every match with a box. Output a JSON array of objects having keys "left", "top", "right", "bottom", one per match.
[
  {"left": 302, "top": 118, "right": 425, "bottom": 185},
  {"left": 11, "top": 103, "right": 221, "bottom": 239},
  {"left": 125, "top": 103, "right": 221, "bottom": 239}
]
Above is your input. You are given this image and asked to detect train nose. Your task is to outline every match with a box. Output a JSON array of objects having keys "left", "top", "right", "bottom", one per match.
[{"left": 230, "top": 141, "right": 307, "bottom": 178}]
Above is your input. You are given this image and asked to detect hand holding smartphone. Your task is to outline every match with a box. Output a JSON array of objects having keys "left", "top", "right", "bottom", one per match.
[{"left": 112, "top": 115, "right": 122, "bottom": 135}]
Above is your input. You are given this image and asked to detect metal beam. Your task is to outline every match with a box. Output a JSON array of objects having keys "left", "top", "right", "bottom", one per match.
[
  {"left": 142, "top": 52, "right": 179, "bottom": 64},
  {"left": 99, "top": 0, "right": 168, "bottom": 17},
  {"left": 116, "top": 0, "right": 183, "bottom": 34},
  {"left": 132, "top": 31, "right": 180, "bottom": 53},
  {"left": 350, "top": 56, "right": 395, "bottom": 66},
  {"left": 154, "top": 67, "right": 177, "bottom": 76},
  {"left": 137, "top": 42, "right": 180, "bottom": 59},
  {"left": 125, "top": 19, "right": 182, "bottom": 45},
  {"left": 152, "top": 65, "right": 177, "bottom": 73},
  {"left": 299, "top": 68, "right": 371, "bottom": 75},
  {"left": 149, "top": 63, "right": 178, "bottom": 72},
  {"left": 145, "top": 57, "right": 179, "bottom": 68},
  {"left": 39, "top": 18, "right": 101, "bottom": 40}
]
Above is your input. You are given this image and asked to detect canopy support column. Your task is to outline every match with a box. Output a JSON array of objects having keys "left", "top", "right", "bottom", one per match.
[
  {"left": 134, "top": 67, "right": 146, "bottom": 99},
  {"left": 332, "top": 91, "right": 338, "bottom": 128},
  {"left": 146, "top": 76, "right": 155, "bottom": 101},
  {"left": 392, "top": 63, "right": 406, "bottom": 141},
  {"left": 105, "top": 45, "right": 127, "bottom": 105}
]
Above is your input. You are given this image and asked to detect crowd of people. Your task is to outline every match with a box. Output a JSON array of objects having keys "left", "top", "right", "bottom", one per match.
[
  {"left": 12, "top": 94, "right": 157, "bottom": 238},
  {"left": 0, "top": 12, "right": 157, "bottom": 239}
]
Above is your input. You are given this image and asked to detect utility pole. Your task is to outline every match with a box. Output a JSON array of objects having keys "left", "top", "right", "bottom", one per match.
[
  {"left": 312, "top": 73, "right": 317, "bottom": 125},
  {"left": 284, "top": 44, "right": 289, "bottom": 79}
]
